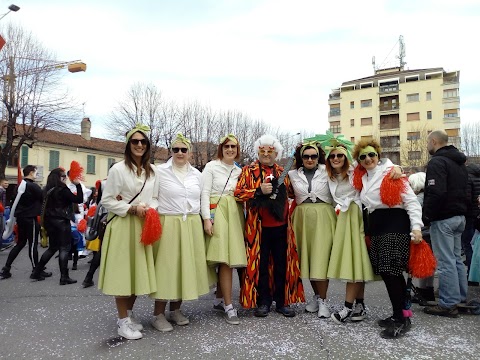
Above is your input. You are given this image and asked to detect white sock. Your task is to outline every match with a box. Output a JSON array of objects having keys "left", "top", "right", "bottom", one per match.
[{"left": 224, "top": 303, "right": 233, "bottom": 312}]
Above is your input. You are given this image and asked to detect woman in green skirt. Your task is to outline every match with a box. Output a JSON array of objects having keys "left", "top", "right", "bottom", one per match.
[
  {"left": 98, "top": 124, "right": 159, "bottom": 340},
  {"left": 201, "top": 134, "right": 246, "bottom": 325},
  {"left": 151, "top": 133, "right": 213, "bottom": 333},
  {"left": 288, "top": 141, "right": 336, "bottom": 318}
]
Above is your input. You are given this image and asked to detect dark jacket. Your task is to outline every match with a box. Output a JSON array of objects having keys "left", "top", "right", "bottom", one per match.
[
  {"left": 465, "top": 164, "right": 480, "bottom": 221},
  {"left": 14, "top": 179, "right": 43, "bottom": 218},
  {"left": 45, "top": 184, "right": 83, "bottom": 221},
  {"left": 423, "top": 145, "right": 468, "bottom": 224}
]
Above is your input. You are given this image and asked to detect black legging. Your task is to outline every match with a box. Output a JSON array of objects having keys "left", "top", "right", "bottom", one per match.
[
  {"left": 5, "top": 217, "right": 39, "bottom": 269},
  {"left": 381, "top": 273, "right": 407, "bottom": 321},
  {"left": 85, "top": 248, "right": 101, "bottom": 281},
  {"left": 36, "top": 218, "right": 71, "bottom": 276}
]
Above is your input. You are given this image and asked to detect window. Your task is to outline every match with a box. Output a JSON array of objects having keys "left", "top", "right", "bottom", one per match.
[
  {"left": 407, "top": 112, "right": 420, "bottom": 121},
  {"left": 107, "top": 158, "right": 116, "bottom": 170},
  {"left": 407, "top": 132, "right": 421, "bottom": 141},
  {"left": 350, "top": 119, "right": 354, "bottom": 127},
  {"left": 380, "top": 136, "right": 400, "bottom": 148},
  {"left": 361, "top": 117, "right": 372, "bottom": 126},
  {"left": 443, "top": 89, "right": 458, "bottom": 98},
  {"left": 329, "top": 104, "right": 340, "bottom": 117},
  {"left": 21, "top": 145, "right": 29, "bottom": 168},
  {"left": 350, "top": 137, "right": 355, "bottom": 143},
  {"left": 444, "top": 109, "right": 458, "bottom": 118},
  {"left": 361, "top": 99, "right": 372, "bottom": 108},
  {"left": 49, "top": 150, "right": 60, "bottom": 170},
  {"left": 427, "top": 111, "right": 432, "bottom": 120},
  {"left": 408, "top": 151, "right": 422, "bottom": 160},
  {"left": 87, "top": 155, "right": 96, "bottom": 174},
  {"left": 361, "top": 135, "right": 373, "bottom": 142},
  {"left": 330, "top": 121, "right": 341, "bottom": 134},
  {"left": 407, "top": 93, "right": 419, "bottom": 102},
  {"left": 426, "top": 92, "right": 432, "bottom": 101},
  {"left": 350, "top": 101, "right": 354, "bottom": 109}
]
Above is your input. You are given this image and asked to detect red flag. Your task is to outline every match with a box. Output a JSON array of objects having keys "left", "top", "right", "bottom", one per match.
[{"left": 0, "top": 35, "right": 5, "bottom": 51}]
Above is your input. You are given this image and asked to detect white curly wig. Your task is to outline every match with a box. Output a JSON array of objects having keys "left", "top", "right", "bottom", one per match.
[
  {"left": 408, "top": 172, "right": 426, "bottom": 194},
  {"left": 254, "top": 134, "right": 284, "bottom": 160}
]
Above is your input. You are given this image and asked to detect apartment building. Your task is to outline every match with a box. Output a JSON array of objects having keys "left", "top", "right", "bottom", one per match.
[{"left": 328, "top": 67, "right": 461, "bottom": 167}]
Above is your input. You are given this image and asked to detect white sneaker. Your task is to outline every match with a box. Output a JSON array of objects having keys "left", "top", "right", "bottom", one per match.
[
  {"left": 170, "top": 309, "right": 189, "bottom": 326},
  {"left": 224, "top": 307, "right": 240, "bottom": 325},
  {"left": 117, "top": 318, "right": 143, "bottom": 340},
  {"left": 151, "top": 314, "right": 173, "bottom": 332},
  {"left": 331, "top": 306, "right": 352, "bottom": 324},
  {"left": 305, "top": 295, "right": 320, "bottom": 313},
  {"left": 350, "top": 302, "right": 366, "bottom": 322},
  {"left": 317, "top": 299, "right": 331, "bottom": 318},
  {"left": 127, "top": 310, "right": 144, "bottom": 331}
]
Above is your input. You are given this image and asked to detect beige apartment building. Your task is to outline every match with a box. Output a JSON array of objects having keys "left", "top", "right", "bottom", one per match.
[{"left": 328, "top": 67, "right": 460, "bottom": 167}]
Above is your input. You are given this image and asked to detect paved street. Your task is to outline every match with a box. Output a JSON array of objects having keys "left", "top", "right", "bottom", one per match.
[{"left": 1, "top": 246, "right": 479, "bottom": 360}]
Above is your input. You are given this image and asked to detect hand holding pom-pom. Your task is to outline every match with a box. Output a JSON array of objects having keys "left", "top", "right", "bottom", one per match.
[
  {"left": 77, "top": 218, "right": 87, "bottom": 233},
  {"left": 140, "top": 208, "right": 162, "bottom": 245},
  {"left": 409, "top": 240, "right": 437, "bottom": 278},
  {"left": 68, "top": 161, "right": 85, "bottom": 182}
]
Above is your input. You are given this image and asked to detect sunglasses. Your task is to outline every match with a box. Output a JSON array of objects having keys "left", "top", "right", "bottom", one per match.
[
  {"left": 359, "top": 152, "right": 378, "bottom": 161},
  {"left": 223, "top": 144, "right": 237, "bottom": 149},
  {"left": 328, "top": 153, "right": 345, "bottom": 160},
  {"left": 302, "top": 154, "right": 319, "bottom": 160},
  {"left": 130, "top": 139, "right": 147, "bottom": 146},
  {"left": 60, "top": 174, "right": 67, "bottom": 179},
  {"left": 172, "top": 147, "right": 188, "bottom": 153},
  {"left": 258, "top": 146, "right": 275, "bottom": 155}
]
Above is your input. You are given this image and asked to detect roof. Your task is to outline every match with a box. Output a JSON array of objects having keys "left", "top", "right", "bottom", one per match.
[{"left": 341, "top": 67, "right": 445, "bottom": 86}]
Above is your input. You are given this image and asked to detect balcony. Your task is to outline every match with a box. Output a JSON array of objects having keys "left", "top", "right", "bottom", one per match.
[
  {"left": 329, "top": 109, "right": 341, "bottom": 117},
  {"left": 379, "top": 85, "right": 399, "bottom": 94},
  {"left": 379, "top": 121, "right": 400, "bottom": 131},
  {"left": 443, "top": 77, "right": 459, "bottom": 85}
]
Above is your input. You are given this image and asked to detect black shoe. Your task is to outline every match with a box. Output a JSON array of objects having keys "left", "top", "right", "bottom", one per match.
[
  {"left": 60, "top": 276, "right": 77, "bottom": 285},
  {"left": 40, "top": 270, "right": 52, "bottom": 278},
  {"left": 468, "top": 281, "right": 479, "bottom": 287},
  {"left": 423, "top": 305, "right": 459, "bottom": 318},
  {"left": 254, "top": 305, "right": 270, "bottom": 317},
  {"left": 275, "top": 306, "right": 296, "bottom": 317},
  {"left": 380, "top": 318, "right": 411, "bottom": 339},
  {"left": 377, "top": 316, "right": 395, "bottom": 328},
  {"left": 30, "top": 272, "right": 46, "bottom": 281},
  {"left": 0, "top": 269, "right": 12, "bottom": 279},
  {"left": 82, "top": 278, "right": 94, "bottom": 288},
  {"left": 72, "top": 264, "right": 77, "bottom": 270}
]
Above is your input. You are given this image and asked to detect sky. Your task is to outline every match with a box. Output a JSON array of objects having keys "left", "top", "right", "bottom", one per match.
[{"left": 3, "top": 0, "right": 479, "bottom": 138}]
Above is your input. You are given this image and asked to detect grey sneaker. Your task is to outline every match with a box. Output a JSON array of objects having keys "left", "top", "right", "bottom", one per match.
[
  {"left": 351, "top": 303, "right": 366, "bottom": 322},
  {"left": 305, "top": 295, "right": 320, "bottom": 313},
  {"left": 213, "top": 300, "right": 225, "bottom": 312},
  {"left": 170, "top": 309, "right": 189, "bottom": 325},
  {"left": 151, "top": 314, "right": 173, "bottom": 332},
  {"left": 224, "top": 308, "right": 240, "bottom": 325}
]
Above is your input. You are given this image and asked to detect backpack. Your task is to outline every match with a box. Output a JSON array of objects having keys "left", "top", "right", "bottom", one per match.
[{"left": 85, "top": 203, "right": 108, "bottom": 241}]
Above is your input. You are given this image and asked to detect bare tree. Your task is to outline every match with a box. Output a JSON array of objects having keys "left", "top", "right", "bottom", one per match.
[
  {"left": 400, "top": 125, "right": 430, "bottom": 170},
  {"left": 461, "top": 121, "right": 480, "bottom": 156},
  {"left": 0, "top": 24, "right": 81, "bottom": 178}
]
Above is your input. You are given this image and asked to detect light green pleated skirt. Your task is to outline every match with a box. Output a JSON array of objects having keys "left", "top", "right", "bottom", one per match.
[
  {"left": 292, "top": 202, "right": 336, "bottom": 280},
  {"left": 205, "top": 196, "right": 247, "bottom": 268},
  {"left": 327, "top": 203, "right": 376, "bottom": 282},
  {"left": 98, "top": 214, "right": 157, "bottom": 296},
  {"left": 150, "top": 214, "right": 215, "bottom": 301}
]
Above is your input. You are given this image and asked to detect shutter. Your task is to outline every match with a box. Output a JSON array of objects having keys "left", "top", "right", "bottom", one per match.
[{"left": 21, "top": 145, "right": 29, "bottom": 167}]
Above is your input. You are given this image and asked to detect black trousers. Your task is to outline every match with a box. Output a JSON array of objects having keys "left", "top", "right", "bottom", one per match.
[
  {"left": 257, "top": 225, "right": 288, "bottom": 308},
  {"left": 5, "top": 217, "right": 39, "bottom": 269},
  {"left": 36, "top": 218, "right": 71, "bottom": 276}
]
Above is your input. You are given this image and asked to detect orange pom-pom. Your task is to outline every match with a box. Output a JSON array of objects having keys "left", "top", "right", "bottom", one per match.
[
  {"left": 409, "top": 240, "right": 437, "bottom": 278},
  {"left": 69, "top": 161, "right": 84, "bottom": 182},
  {"left": 380, "top": 169, "right": 408, "bottom": 207},
  {"left": 87, "top": 205, "right": 97, "bottom": 218},
  {"left": 140, "top": 208, "right": 162, "bottom": 245},
  {"left": 352, "top": 164, "right": 366, "bottom": 191},
  {"left": 77, "top": 218, "right": 87, "bottom": 233},
  {"left": 0, "top": 203, "right": 4, "bottom": 213}
]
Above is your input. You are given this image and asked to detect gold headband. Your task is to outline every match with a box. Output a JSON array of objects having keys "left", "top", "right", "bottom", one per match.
[
  {"left": 171, "top": 133, "right": 191, "bottom": 150},
  {"left": 219, "top": 133, "right": 238, "bottom": 145},
  {"left": 300, "top": 140, "right": 319, "bottom": 156},
  {"left": 125, "top": 124, "right": 151, "bottom": 143}
]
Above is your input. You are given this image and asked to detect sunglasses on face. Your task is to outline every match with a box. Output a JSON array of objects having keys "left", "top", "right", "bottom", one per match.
[
  {"left": 172, "top": 147, "right": 188, "bottom": 153},
  {"left": 302, "top": 154, "right": 319, "bottom": 160},
  {"left": 359, "top": 152, "right": 378, "bottom": 161},
  {"left": 223, "top": 144, "right": 237, "bottom": 149},
  {"left": 258, "top": 146, "right": 275, "bottom": 155},
  {"left": 130, "top": 139, "right": 147, "bottom": 146},
  {"left": 60, "top": 174, "right": 67, "bottom": 179},
  {"left": 328, "top": 153, "right": 345, "bottom": 160}
]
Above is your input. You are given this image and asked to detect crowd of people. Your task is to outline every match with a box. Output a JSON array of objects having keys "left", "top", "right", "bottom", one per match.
[{"left": 1, "top": 125, "right": 479, "bottom": 341}]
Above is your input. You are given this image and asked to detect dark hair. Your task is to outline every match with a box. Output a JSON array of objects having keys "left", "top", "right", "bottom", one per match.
[
  {"left": 124, "top": 131, "right": 152, "bottom": 179},
  {"left": 216, "top": 138, "right": 241, "bottom": 161},
  {"left": 293, "top": 144, "right": 325, "bottom": 169},
  {"left": 23, "top": 165, "right": 37, "bottom": 177},
  {"left": 325, "top": 146, "right": 350, "bottom": 180},
  {"left": 44, "top": 168, "right": 66, "bottom": 194}
]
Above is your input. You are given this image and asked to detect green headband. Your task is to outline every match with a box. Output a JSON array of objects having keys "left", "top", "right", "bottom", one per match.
[
  {"left": 300, "top": 140, "right": 320, "bottom": 156},
  {"left": 359, "top": 146, "right": 378, "bottom": 157},
  {"left": 220, "top": 133, "right": 238, "bottom": 145},
  {"left": 304, "top": 131, "right": 353, "bottom": 162},
  {"left": 126, "top": 124, "right": 151, "bottom": 143},
  {"left": 171, "top": 133, "right": 191, "bottom": 151}
]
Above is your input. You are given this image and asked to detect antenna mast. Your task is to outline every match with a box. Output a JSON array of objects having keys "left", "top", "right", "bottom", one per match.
[{"left": 398, "top": 35, "right": 406, "bottom": 70}]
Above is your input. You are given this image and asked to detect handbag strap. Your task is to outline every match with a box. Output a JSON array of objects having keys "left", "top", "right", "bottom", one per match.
[
  {"left": 40, "top": 188, "right": 55, "bottom": 227},
  {"left": 106, "top": 177, "right": 148, "bottom": 225}
]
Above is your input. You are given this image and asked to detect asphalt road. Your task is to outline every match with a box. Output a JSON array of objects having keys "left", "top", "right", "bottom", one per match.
[{"left": 1, "top": 246, "right": 479, "bottom": 360}]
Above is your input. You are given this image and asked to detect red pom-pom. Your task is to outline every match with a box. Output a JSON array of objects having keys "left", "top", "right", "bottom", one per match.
[
  {"left": 95, "top": 180, "right": 102, "bottom": 190},
  {"left": 69, "top": 161, "right": 84, "bottom": 182},
  {"left": 77, "top": 218, "right": 87, "bottom": 233},
  {"left": 0, "top": 203, "right": 4, "bottom": 213},
  {"left": 380, "top": 169, "right": 408, "bottom": 207},
  {"left": 87, "top": 205, "right": 97, "bottom": 217},
  {"left": 352, "top": 164, "right": 366, "bottom": 191},
  {"left": 409, "top": 240, "right": 437, "bottom": 278},
  {"left": 140, "top": 208, "right": 162, "bottom": 245},
  {"left": 13, "top": 223, "right": 18, "bottom": 235}
]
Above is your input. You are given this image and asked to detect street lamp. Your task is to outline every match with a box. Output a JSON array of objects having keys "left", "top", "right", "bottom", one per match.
[{"left": 0, "top": 4, "right": 20, "bottom": 21}]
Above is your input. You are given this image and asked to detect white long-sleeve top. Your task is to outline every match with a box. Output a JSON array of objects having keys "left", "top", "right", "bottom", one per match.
[
  {"left": 101, "top": 161, "right": 159, "bottom": 217},
  {"left": 201, "top": 159, "right": 242, "bottom": 220},
  {"left": 328, "top": 166, "right": 362, "bottom": 212},
  {"left": 288, "top": 165, "right": 333, "bottom": 205},
  {"left": 359, "top": 160, "right": 423, "bottom": 231},
  {"left": 157, "top": 159, "right": 202, "bottom": 218}
]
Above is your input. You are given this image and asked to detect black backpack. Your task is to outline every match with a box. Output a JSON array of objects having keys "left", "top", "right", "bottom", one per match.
[{"left": 85, "top": 203, "right": 108, "bottom": 241}]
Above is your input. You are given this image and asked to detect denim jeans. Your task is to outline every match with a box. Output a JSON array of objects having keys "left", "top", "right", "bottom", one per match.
[{"left": 430, "top": 216, "right": 468, "bottom": 308}]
